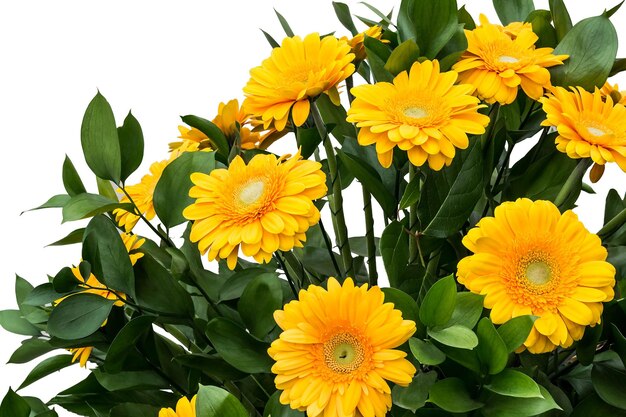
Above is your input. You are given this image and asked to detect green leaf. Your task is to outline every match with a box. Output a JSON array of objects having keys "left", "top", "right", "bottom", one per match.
[
  {"left": 419, "top": 275, "right": 456, "bottom": 328},
  {"left": 205, "top": 318, "right": 273, "bottom": 374},
  {"left": 528, "top": 10, "right": 557, "bottom": 48},
  {"left": 380, "top": 221, "right": 409, "bottom": 287},
  {"left": 610, "top": 58, "right": 626, "bottom": 77},
  {"left": 347, "top": 236, "right": 380, "bottom": 257},
  {"left": 420, "top": 140, "right": 484, "bottom": 238},
  {"left": 153, "top": 150, "right": 216, "bottom": 228},
  {"left": 238, "top": 273, "right": 282, "bottom": 338},
  {"left": 364, "top": 36, "right": 393, "bottom": 82},
  {"left": 92, "top": 369, "right": 169, "bottom": 391},
  {"left": 117, "top": 111, "right": 144, "bottom": 182},
  {"left": 0, "top": 389, "right": 30, "bottom": 417},
  {"left": 80, "top": 92, "right": 121, "bottom": 183},
  {"left": 399, "top": 0, "right": 458, "bottom": 58},
  {"left": 399, "top": 173, "right": 421, "bottom": 210},
  {"left": 428, "top": 378, "right": 484, "bottom": 413},
  {"left": 604, "top": 1, "right": 624, "bottom": 17},
  {"left": 174, "top": 353, "right": 246, "bottom": 381},
  {"left": 25, "top": 194, "right": 71, "bottom": 213},
  {"left": 52, "top": 266, "right": 79, "bottom": 293},
  {"left": 96, "top": 176, "right": 118, "bottom": 201},
  {"left": 577, "top": 323, "right": 603, "bottom": 365},
  {"left": 263, "top": 391, "right": 304, "bottom": 417},
  {"left": 46, "top": 228, "right": 85, "bottom": 247},
  {"left": 197, "top": 385, "right": 248, "bottom": 417},
  {"left": 384, "top": 39, "right": 420, "bottom": 76},
  {"left": 497, "top": 315, "right": 536, "bottom": 353},
  {"left": 446, "top": 292, "right": 484, "bottom": 329},
  {"left": 61, "top": 193, "right": 128, "bottom": 222},
  {"left": 47, "top": 293, "right": 114, "bottom": 339},
  {"left": 482, "top": 386, "right": 561, "bottom": 417},
  {"left": 274, "top": 9, "right": 295, "bottom": 37},
  {"left": 333, "top": 2, "right": 358, "bottom": 36},
  {"left": 82, "top": 215, "right": 135, "bottom": 295},
  {"left": 493, "top": 0, "right": 534, "bottom": 24},
  {"left": 181, "top": 115, "right": 229, "bottom": 158},
  {"left": 458, "top": 5, "right": 476, "bottom": 30},
  {"left": 409, "top": 338, "right": 445, "bottom": 365},
  {"left": 611, "top": 324, "right": 626, "bottom": 369},
  {"left": 477, "top": 318, "right": 508, "bottom": 375},
  {"left": 0, "top": 310, "right": 40, "bottom": 336},
  {"left": 295, "top": 126, "right": 322, "bottom": 159},
  {"left": 23, "top": 284, "right": 64, "bottom": 307},
  {"left": 550, "top": 15, "right": 618, "bottom": 90},
  {"left": 218, "top": 268, "right": 274, "bottom": 302},
  {"left": 382, "top": 288, "right": 420, "bottom": 323},
  {"left": 549, "top": 0, "right": 573, "bottom": 41},
  {"left": 8, "top": 339, "right": 55, "bottom": 364},
  {"left": 428, "top": 325, "right": 478, "bottom": 349},
  {"left": 105, "top": 316, "right": 155, "bottom": 373},
  {"left": 109, "top": 403, "right": 160, "bottom": 417},
  {"left": 336, "top": 149, "right": 396, "bottom": 218},
  {"left": 592, "top": 363, "right": 626, "bottom": 409},
  {"left": 62, "top": 155, "right": 86, "bottom": 196},
  {"left": 260, "top": 29, "right": 280, "bottom": 48},
  {"left": 392, "top": 370, "right": 438, "bottom": 412},
  {"left": 134, "top": 254, "right": 193, "bottom": 317},
  {"left": 18, "top": 355, "right": 73, "bottom": 390},
  {"left": 571, "top": 393, "right": 626, "bottom": 417},
  {"left": 485, "top": 369, "right": 544, "bottom": 398}
]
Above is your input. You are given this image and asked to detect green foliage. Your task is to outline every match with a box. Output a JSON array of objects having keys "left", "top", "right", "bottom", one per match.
[
  {"left": 117, "top": 111, "right": 144, "bottom": 182},
  {"left": 197, "top": 385, "right": 248, "bottom": 417},
  {"left": 47, "top": 294, "right": 114, "bottom": 340},
  {"left": 398, "top": 0, "right": 459, "bottom": 58},
  {"left": 493, "top": 0, "right": 534, "bottom": 24}
]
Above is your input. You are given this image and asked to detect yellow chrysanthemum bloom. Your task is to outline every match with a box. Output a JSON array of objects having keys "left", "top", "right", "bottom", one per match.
[
  {"left": 268, "top": 277, "right": 417, "bottom": 417},
  {"left": 346, "top": 60, "right": 490, "bottom": 170},
  {"left": 159, "top": 395, "right": 197, "bottom": 417},
  {"left": 540, "top": 86, "right": 626, "bottom": 172},
  {"left": 114, "top": 159, "right": 169, "bottom": 232},
  {"left": 600, "top": 81, "right": 626, "bottom": 105},
  {"left": 453, "top": 15, "right": 567, "bottom": 104},
  {"left": 183, "top": 151, "right": 327, "bottom": 270},
  {"left": 340, "top": 26, "right": 387, "bottom": 61},
  {"left": 457, "top": 199, "right": 616, "bottom": 354},
  {"left": 69, "top": 347, "right": 93, "bottom": 368},
  {"left": 243, "top": 32, "right": 355, "bottom": 131},
  {"left": 169, "top": 126, "right": 212, "bottom": 155}
]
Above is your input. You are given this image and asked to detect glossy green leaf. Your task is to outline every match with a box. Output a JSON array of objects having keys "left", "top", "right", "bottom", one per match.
[
  {"left": 610, "top": 58, "right": 626, "bottom": 76},
  {"left": 62, "top": 155, "right": 86, "bottom": 196},
  {"left": 47, "top": 293, "right": 114, "bottom": 340},
  {"left": 25, "top": 194, "right": 71, "bottom": 213},
  {"left": 205, "top": 318, "right": 273, "bottom": 374},
  {"left": 493, "top": 0, "right": 534, "bottom": 24},
  {"left": 181, "top": 115, "right": 228, "bottom": 158},
  {"left": 399, "top": 173, "right": 421, "bottom": 210},
  {"left": 238, "top": 273, "right": 282, "bottom": 338},
  {"left": 384, "top": 39, "right": 420, "bottom": 76},
  {"left": 218, "top": 268, "right": 274, "bottom": 302},
  {"left": 364, "top": 36, "right": 393, "bottom": 82},
  {"left": 549, "top": 0, "right": 573, "bottom": 41},
  {"left": 482, "top": 386, "right": 561, "bottom": 417},
  {"left": 399, "top": 0, "right": 458, "bottom": 58},
  {"left": 62, "top": 193, "right": 129, "bottom": 223},
  {"left": 174, "top": 353, "right": 246, "bottom": 381},
  {"left": 382, "top": 288, "right": 419, "bottom": 323},
  {"left": 428, "top": 325, "right": 478, "bottom": 349},
  {"left": 8, "top": 339, "right": 55, "bottom": 364},
  {"left": 333, "top": 2, "right": 358, "bottom": 35},
  {"left": 117, "top": 111, "right": 144, "bottom": 182},
  {"left": 105, "top": 316, "right": 155, "bottom": 373},
  {"left": 592, "top": 363, "right": 626, "bottom": 409},
  {"left": 550, "top": 15, "right": 618, "bottom": 90},
  {"left": 477, "top": 318, "right": 508, "bottom": 375},
  {"left": 46, "top": 228, "right": 85, "bottom": 247},
  {"left": 380, "top": 221, "right": 409, "bottom": 287},
  {"left": 571, "top": 393, "right": 626, "bottom": 417},
  {"left": 82, "top": 215, "right": 135, "bottom": 295},
  {"left": 497, "top": 315, "right": 536, "bottom": 353},
  {"left": 80, "top": 92, "right": 121, "bottom": 183},
  {"left": 197, "top": 385, "right": 248, "bottom": 417},
  {"left": 577, "top": 323, "right": 603, "bottom": 365},
  {"left": 92, "top": 369, "right": 169, "bottom": 391},
  {"left": 295, "top": 126, "right": 322, "bottom": 159},
  {"left": 260, "top": 29, "right": 280, "bottom": 48},
  {"left": 392, "top": 370, "right": 438, "bottom": 412},
  {"left": 0, "top": 389, "right": 30, "bottom": 417},
  {"left": 263, "top": 391, "right": 304, "bottom": 417},
  {"left": 52, "top": 266, "right": 79, "bottom": 293},
  {"left": 528, "top": 10, "right": 557, "bottom": 48},
  {"left": 419, "top": 275, "right": 456, "bottom": 328},
  {"left": 0, "top": 310, "right": 40, "bottom": 336},
  {"left": 428, "top": 378, "right": 484, "bottom": 413},
  {"left": 446, "top": 292, "right": 484, "bottom": 329},
  {"left": 274, "top": 9, "right": 295, "bottom": 37},
  {"left": 153, "top": 150, "right": 216, "bottom": 228},
  {"left": 485, "top": 369, "right": 544, "bottom": 398},
  {"left": 409, "top": 338, "right": 445, "bottom": 365},
  {"left": 18, "top": 355, "right": 73, "bottom": 390}
]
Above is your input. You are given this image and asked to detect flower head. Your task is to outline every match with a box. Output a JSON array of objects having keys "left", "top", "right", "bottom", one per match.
[
  {"left": 341, "top": 26, "right": 387, "bottom": 61},
  {"left": 212, "top": 99, "right": 278, "bottom": 149},
  {"left": 183, "top": 151, "right": 327, "bottom": 270},
  {"left": 243, "top": 33, "right": 355, "bottom": 131},
  {"left": 159, "top": 395, "right": 197, "bottom": 417},
  {"left": 347, "top": 60, "right": 490, "bottom": 170},
  {"left": 600, "top": 81, "right": 626, "bottom": 105},
  {"left": 169, "top": 126, "right": 212, "bottom": 155},
  {"left": 69, "top": 347, "right": 93, "bottom": 368},
  {"left": 457, "top": 199, "right": 615, "bottom": 353},
  {"left": 268, "top": 277, "right": 416, "bottom": 417},
  {"left": 453, "top": 15, "right": 567, "bottom": 104},
  {"left": 540, "top": 86, "right": 626, "bottom": 172}
]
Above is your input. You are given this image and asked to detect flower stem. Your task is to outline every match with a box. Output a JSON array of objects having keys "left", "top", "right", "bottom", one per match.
[
  {"left": 554, "top": 159, "right": 592, "bottom": 209},
  {"left": 598, "top": 206, "right": 626, "bottom": 239},
  {"left": 408, "top": 165, "right": 419, "bottom": 264},
  {"left": 310, "top": 101, "right": 354, "bottom": 278},
  {"left": 362, "top": 188, "right": 378, "bottom": 285},
  {"left": 118, "top": 185, "right": 174, "bottom": 247}
]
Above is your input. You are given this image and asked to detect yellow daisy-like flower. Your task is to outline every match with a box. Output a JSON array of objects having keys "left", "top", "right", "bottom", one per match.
[
  {"left": 600, "top": 81, "right": 626, "bottom": 105},
  {"left": 452, "top": 15, "right": 567, "bottom": 104},
  {"left": 69, "top": 346, "right": 93, "bottom": 368},
  {"left": 540, "top": 86, "right": 626, "bottom": 172},
  {"left": 457, "top": 198, "right": 616, "bottom": 354},
  {"left": 500, "top": 20, "right": 533, "bottom": 39},
  {"left": 340, "top": 26, "right": 387, "bottom": 61},
  {"left": 183, "top": 151, "right": 327, "bottom": 270},
  {"left": 114, "top": 159, "right": 169, "bottom": 232},
  {"left": 159, "top": 395, "right": 197, "bottom": 417},
  {"left": 268, "top": 277, "right": 416, "bottom": 417},
  {"left": 169, "top": 126, "right": 212, "bottom": 155},
  {"left": 212, "top": 99, "right": 278, "bottom": 150},
  {"left": 243, "top": 32, "right": 355, "bottom": 131},
  {"left": 346, "top": 60, "right": 490, "bottom": 170}
]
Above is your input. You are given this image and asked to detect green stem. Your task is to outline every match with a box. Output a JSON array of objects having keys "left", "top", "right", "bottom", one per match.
[
  {"left": 275, "top": 253, "right": 299, "bottom": 297},
  {"left": 408, "top": 165, "right": 419, "bottom": 264},
  {"left": 554, "top": 159, "right": 592, "bottom": 208},
  {"left": 318, "top": 218, "right": 343, "bottom": 278},
  {"left": 310, "top": 101, "right": 354, "bottom": 278},
  {"left": 598, "top": 206, "right": 626, "bottom": 239},
  {"left": 362, "top": 189, "right": 378, "bottom": 285},
  {"left": 118, "top": 185, "right": 174, "bottom": 247}
]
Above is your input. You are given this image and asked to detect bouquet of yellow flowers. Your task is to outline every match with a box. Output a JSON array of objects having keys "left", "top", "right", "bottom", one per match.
[{"left": 2, "top": 1, "right": 626, "bottom": 416}]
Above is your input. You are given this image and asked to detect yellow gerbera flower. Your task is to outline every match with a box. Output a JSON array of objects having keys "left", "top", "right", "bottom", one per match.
[
  {"left": 114, "top": 159, "right": 169, "bottom": 232},
  {"left": 452, "top": 15, "right": 567, "bottom": 104},
  {"left": 540, "top": 86, "right": 626, "bottom": 172},
  {"left": 340, "top": 25, "right": 387, "bottom": 61},
  {"left": 457, "top": 199, "right": 616, "bottom": 354},
  {"left": 243, "top": 32, "right": 355, "bottom": 131},
  {"left": 169, "top": 126, "right": 212, "bottom": 155},
  {"left": 268, "top": 277, "right": 416, "bottom": 417},
  {"left": 212, "top": 99, "right": 277, "bottom": 149},
  {"left": 183, "top": 151, "right": 327, "bottom": 270},
  {"left": 69, "top": 346, "right": 93, "bottom": 368},
  {"left": 346, "top": 60, "right": 490, "bottom": 170},
  {"left": 159, "top": 395, "right": 197, "bottom": 417}
]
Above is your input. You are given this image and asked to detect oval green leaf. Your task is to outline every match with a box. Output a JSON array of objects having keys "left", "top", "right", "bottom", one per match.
[
  {"left": 419, "top": 275, "right": 456, "bottom": 328},
  {"left": 238, "top": 273, "right": 283, "bottom": 338},
  {"left": 196, "top": 385, "right": 248, "bottom": 417},
  {"left": 409, "top": 338, "right": 445, "bottom": 366},
  {"left": 477, "top": 317, "right": 509, "bottom": 375},
  {"left": 428, "top": 378, "right": 484, "bottom": 413},
  {"left": 485, "top": 369, "right": 544, "bottom": 398},
  {"left": 428, "top": 325, "right": 478, "bottom": 349},
  {"left": 117, "top": 111, "right": 144, "bottom": 182},
  {"left": 47, "top": 293, "right": 114, "bottom": 340}
]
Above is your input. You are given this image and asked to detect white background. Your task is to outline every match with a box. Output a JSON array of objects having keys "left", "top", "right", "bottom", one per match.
[{"left": 0, "top": 1, "right": 624, "bottom": 415}]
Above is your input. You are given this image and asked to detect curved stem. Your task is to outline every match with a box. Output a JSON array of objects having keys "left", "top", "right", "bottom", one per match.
[
  {"left": 408, "top": 165, "right": 419, "bottom": 264},
  {"left": 362, "top": 189, "right": 378, "bottom": 285},
  {"left": 118, "top": 185, "right": 174, "bottom": 247},
  {"left": 554, "top": 159, "right": 592, "bottom": 208},
  {"left": 275, "top": 253, "right": 298, "bottom": 298},
  {"left": 598, "top": 206, "right": 626, "bottom": 239}
]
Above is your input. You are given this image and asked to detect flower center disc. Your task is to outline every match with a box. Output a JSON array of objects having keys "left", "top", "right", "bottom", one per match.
[
  {"left": 238, "top": 180, "right": 266, "bottom": 206},
  {"left": 587, "top": 126, "right": 607, "bottom": 137},
  {"left": 403, "top": 107, "right": 428, "bottom": 119},
  {"left": 498, "top": 55, "right": 519, "bottom": 64},
  {"left": 526, "top": 261, "right": 551, "bottom": 286},
  {"left": 323, "top": 332, "right": 364, "bottom": 374}
]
